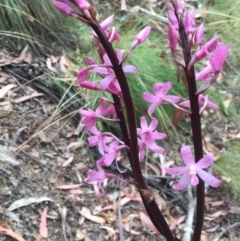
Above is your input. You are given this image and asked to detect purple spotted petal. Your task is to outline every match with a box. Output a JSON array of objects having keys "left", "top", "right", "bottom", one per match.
[
  {"left": 173, "top": 173, "right": 191, "bottom": 190},
  {"left": 196, "top": 153, "right": 214, "bottom": 169},
  {"left": 181, "top": 145, "right": 195, "bottom": 166},
  {"left": 196, "top": 169, "right": 221, "bottom": 187}
]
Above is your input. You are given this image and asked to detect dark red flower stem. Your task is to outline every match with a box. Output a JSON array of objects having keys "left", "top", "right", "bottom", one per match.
[
  {"left": 178, "top": 19, "right": 204, "bottom": 241},
  {"left": 90, "top": 21, "right": 178, "bottom": 241}
]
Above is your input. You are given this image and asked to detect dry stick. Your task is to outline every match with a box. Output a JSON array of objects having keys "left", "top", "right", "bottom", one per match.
[
  {"left": 182, "top": 186, "right": 196, "bottom": 241},
  {"left": 129, "top": 6, "right": 168, "bottom": 24},
  {"left": 212, "top": 222, "right": 240, "bottom": 241}
]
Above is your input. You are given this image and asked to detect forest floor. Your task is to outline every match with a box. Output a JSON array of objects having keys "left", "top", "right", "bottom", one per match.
[{"left": 0, "top": 46, "right": 240, "bottom": 241}]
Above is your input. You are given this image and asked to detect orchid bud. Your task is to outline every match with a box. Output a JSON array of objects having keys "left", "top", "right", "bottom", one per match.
[
  {"left": 128, "top": 26, "right": 151, "bottom": 53},
  {"left": 70, "top": 0, "right": 91, "bottom": 18},
  {"left": 100, "top": 15, "right": 114, "bottom": 31},
  {"left": 168, "top": 23, "right": 178, "bottom": 51},
  {"left": 53, "top": 0, "right": 74, "bottom": 16},
  {"left": 175, "top": 0, "right": 185, "bottom": 16},
  {"left": 166, "top": 1, "right": 174, "bottom": 12},
  {"left": 188, "top": 36, "right": 219, "bottom": 69},
  {"left": 184, "top": 9, "right": 195, "bottom": 35},
  {"left": 168, "top": 10, "right": 179, "bottom": 30},
  {"left": 194, "top": 23, "right": 204, "bottom": 46}
]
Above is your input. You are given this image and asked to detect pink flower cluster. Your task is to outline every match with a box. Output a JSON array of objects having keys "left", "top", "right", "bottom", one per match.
[
  {"left": 53, "top": 0, "right": 224, "bottom": 194},
  {"left": 167, "top": 0, "right": 230, "bottom": 95}
]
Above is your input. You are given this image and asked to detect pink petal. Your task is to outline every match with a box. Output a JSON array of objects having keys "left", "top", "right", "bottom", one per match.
[
  {"left": 179, "top": 100, "right": 190, "bottom": 107},
  {"left": 207, "top": 100, "right": 219, "bottom": 110},
  {"left": 181, "top": 146, "right": 195, "bottom": 166},
  {"left": 88, "top": 136, "right": 98, "bottom": 146},
  {"left": 99, "top": 74, "right": 115, "bottom": 90},
  {"left": 190, "top": 175, "right": 199, "bottom": 186},
  {"left": 160, "top": 82, "right": 172, "bottom": 96},
  {"left": 100, "top": 15, "right": 114, "bottom": 31},
  {"left": 142, "top": 92, "right": 158, "bottom": 103},
  {"left": 77, "top": 67, "right": 91, "bottom": 83},
  {"left": 165, "top": 166, "right": 188, "bottom": 175},
  {"left": 79, "top": 109, "right": 94, "bottom": 117},
  {"left": 196, "top": 153, "right": 214, "bottom": 169},
  {"left": 93, "top": 67, "right": 109, "bottom": 75},
  {"left": 140, "top": 116, "right": 148, "bottom": 129},
  {"left": 173, "top": 173, "right": 191, "bottom": 190},
  {"left": 196, "top": 169, "right": 221, "bottom": 187},
  {"left": 80, "top": 81, "right": 100, "bottom": 90},
  {"left": 123, "top": 65, "right": 138, "bottom": 74},
  {"left": 148, "top": 103, "right": 160, "bottom": 117},
  {"left": 148, "top": 118, "right": 158, "bottom": 131},
  {"left": 103, "top": 152, "right": 116, "bottom": 166},
  {"left": 152, "top": 83, "right": 164, "bottom": 96},
  {"left": 85, "top": 56, "right": 97, "bottom": 65},
  {"left": 165, "top": 95, "right": 181, "bottom": 104},
  {"left": 195, "top": 65, "right": 212, "bottom": 82},
  {"left": 150, "top": 132, "right": 167, "bottom": 140}
]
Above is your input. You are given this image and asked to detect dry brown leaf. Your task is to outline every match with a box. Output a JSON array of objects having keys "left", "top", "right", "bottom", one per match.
[
  {"left": 13, "top": 92, "right": 44, "bottom": 103},
  {"left": 205, "top": 224, "right": 219, "bottom": 232},
  {"left": 61, "top": 156, "right": 74, "bottom": 167},
  {"left": 67, "top": 140, "right": 85, "bottom": 150},
  {"left": 172, "top": 108, "right": 184, "bottom": 125},
  {"left": 38, "top": 132, "right": 53, "bottom": 143},
  {"left": 147, "top": 163, "right": 161, "bottom": 175},
  {"left": 0, "top": 84, "right": 17, "bottom": 99},
  {"left": 7, "top": 197, "right": 53, "bottom": 211},
  {"left": 56, "top": 184, "right": 82, "bottom": 189},
  {"left": 17, "top": 45, "right": 29, "bottom": 62},
  {"left": 139, "top": 211, "right": 160, "bottom": 234},
  {"left": 123, "top": 223, "right": 141, "bottom": 235},
  {"left": 79, "top": 207, "right": 105, "bottom": 224},
  {"left": 39, "top": 208, "right": 48, "bottom": 238},
  {"left": 76, "top": 229, "right": 84, "bottom": 240},
  {"left": 0, "top": 226, "right": 26, "bottom": 241},
  {"left": 0, "top": 101, "right": 13, "bottom": 117},
  {"left": 59, "top": 55, "right": 71, "bottom": 73},
  {"left": 205, "top": 200, "right": 224, "bottom": 207},
  {"left": 205, "top": 210, "right": 225, "bottom": 221}
]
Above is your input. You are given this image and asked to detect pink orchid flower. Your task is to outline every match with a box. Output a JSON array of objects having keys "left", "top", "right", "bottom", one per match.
[
  {"left": 87, "top": 126, "right": 115, "bottom": 155},
  {"left": 207, "top": 42, "right": 230, "bottom": 75},
  {"left": 179, "top": 94, "right": 219, "bottom": 112},
  {"left": 97, "top": 140, "right": 129, "bottom": 172},
  {"left": 86, "top": 165, "right": 127, "bottom": 197},
  {"left": 93, "top": 50, "right": 137, "bottom": 91},
  {"left": 166, "top": 146, "right": 221, "bottom": 190},
  {"left": 79, "top": 99, "right": 118, "bottom": 131},
  {"left": 137, "top": 117, "right": 166, "bottom": 161},
  {"left": 142, "top": 82, "right": 180, "bottom": 117}
]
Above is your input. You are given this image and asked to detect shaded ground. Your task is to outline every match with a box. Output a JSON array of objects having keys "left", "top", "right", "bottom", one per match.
[{"left": 0, "top": 51, "right": 240, "bottom": 241}]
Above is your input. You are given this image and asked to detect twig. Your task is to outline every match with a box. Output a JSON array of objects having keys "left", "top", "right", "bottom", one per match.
[
  {"left": 129, "top": 6, "right": 168, "bottom": 24},
  {"left": 120, "top": 0, "right": 127, "bottom": 11},
  {"left": 212, "top": 222, "right": 240, "bottom": 241},
  {"left": 182, "top": 185, "right": 196, "bottom": 241}
]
